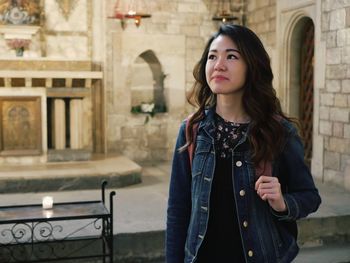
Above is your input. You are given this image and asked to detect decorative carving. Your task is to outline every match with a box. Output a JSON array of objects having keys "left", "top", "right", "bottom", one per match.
[
  {"left": 0, "top": 219, "right": 104, "bottom": 262},
  {"left": 0, "top": 0, "right": 41, "bottom": 25},
  {"left": 56, "top": 0, "right": 78, "bottom": 20},
  {"left": 0, "top": 97, "right": 42, "bottom": 155},
  {"left": 0, "top": 219, "right": 102, "bottom": 245}
]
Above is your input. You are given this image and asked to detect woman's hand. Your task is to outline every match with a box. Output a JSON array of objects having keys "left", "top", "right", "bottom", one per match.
[{"left": 255, "top": 176, "right": 287, "bottom": 212}]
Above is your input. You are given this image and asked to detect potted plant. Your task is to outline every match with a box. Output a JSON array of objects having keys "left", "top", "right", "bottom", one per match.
[
  {"left": 131, "top": 102, "right": 167, "bottom": 123},
  {"left": 6, "top": 38, "right": 31, "bottom": 57}
]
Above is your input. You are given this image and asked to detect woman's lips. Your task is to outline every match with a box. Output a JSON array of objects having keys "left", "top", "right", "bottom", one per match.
[{"left": 212, "top": 75, "right": 229, "bottom": 81}]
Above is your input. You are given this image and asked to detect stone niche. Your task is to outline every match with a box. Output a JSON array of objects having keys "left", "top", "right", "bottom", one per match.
[
  {"left": 0, "top": 88, "right": 47, "bottom": 165},
  {"left": 108, "top": 32, "right": 186, "bottom": 161}
]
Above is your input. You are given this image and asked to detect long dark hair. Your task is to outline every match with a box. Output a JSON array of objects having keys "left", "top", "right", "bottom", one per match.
[{"left": 186, "top": 24, "right": 295, "bottom": 165}]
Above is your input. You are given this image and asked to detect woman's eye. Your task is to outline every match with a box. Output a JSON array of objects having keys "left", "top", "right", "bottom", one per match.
[
  {"left": 228, "top": 54, "right": 238, "bottom": 60},
  {"left": 208, "top": 54, "right": 216, "bottom": 60}
]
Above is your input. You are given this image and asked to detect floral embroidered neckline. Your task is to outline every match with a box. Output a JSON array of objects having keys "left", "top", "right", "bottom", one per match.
[{"left": 214, "top": 113, "right": 249, "bottom": 159}]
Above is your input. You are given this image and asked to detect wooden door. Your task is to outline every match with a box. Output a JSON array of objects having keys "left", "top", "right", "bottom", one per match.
[{"left": 300, "top": 21, "right": 314, "bottom": 166}]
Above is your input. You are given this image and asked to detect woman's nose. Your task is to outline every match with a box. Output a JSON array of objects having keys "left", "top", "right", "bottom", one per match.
[{"left": 214, "top": 57, "right": 226, "bottom": 71}]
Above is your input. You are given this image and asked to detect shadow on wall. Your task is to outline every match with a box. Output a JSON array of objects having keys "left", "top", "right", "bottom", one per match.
[{"left": 130, "top": 50, "right": 167, "bottom": 118}]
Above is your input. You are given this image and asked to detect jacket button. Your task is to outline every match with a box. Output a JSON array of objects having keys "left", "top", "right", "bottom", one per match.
[
  {"left": 243, "top": 221, "right": 248, "bottom": 228},
  {"left": 239, "top": 190, "right": 245, "bottom": 196},
  {"left": 236, "top": 161, "right": 242, "bottom": 167},
  {"left": 248, "top": 250, "right": 253, "bottom": 257}
]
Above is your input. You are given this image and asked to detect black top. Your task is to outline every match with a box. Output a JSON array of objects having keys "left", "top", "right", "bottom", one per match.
[{"left": 195, "top": 113, "right": 248, "bottom": 262}]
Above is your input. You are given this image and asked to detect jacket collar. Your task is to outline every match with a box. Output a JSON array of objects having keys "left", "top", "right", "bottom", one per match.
[
  {"left": 197, "top": 106, "right": 216, "bottom": 140},
  {"left": 199, "top": 106, "right": 215, "bottom": 128}
]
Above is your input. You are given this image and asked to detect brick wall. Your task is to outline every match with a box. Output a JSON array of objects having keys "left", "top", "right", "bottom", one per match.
[
  {"left": 245, "top": 0, "right": 277, "bottom": 49},
  {"left": 106, "top": 0, "right": 217, "bottom": 161},
  {"left": 106, "top": 0, "right": 279, "bottom": 162},
  {"left": 321, "top": 0, "right": 350, "bottom": 188},
  {"left": 106, "top": 0, "right": 215, "bottom": 161}
]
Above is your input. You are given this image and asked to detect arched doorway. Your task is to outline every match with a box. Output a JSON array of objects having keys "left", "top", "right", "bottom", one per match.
[
  {"left": 130, "top": 50, "right": 166, "bottom": 112},
  {"left": 289, "top": 17, "right": 314, "bottom": 166}
]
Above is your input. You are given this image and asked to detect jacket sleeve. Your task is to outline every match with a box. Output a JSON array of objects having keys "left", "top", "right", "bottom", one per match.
[
  {"left": 271, "top": 126, "right": 321, "bottom": 221},
  {"left": 166, "top": 121, "right": 192, "bottom": 263}
]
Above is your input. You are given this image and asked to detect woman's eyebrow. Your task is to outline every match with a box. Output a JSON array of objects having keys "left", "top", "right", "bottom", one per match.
[{"left": 209, "top": 48, "right": 241, "bottom": 53}]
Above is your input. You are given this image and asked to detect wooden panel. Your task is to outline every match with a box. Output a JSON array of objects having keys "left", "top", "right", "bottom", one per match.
[
  {"left": 300, "top": 22, "right": 314, "bottom": 166},
  {"left": 47, "top": 88, "right": 90, "bottom": 98},
  {"left": 0, "top": 97, "right": 42, "bottom": 156}
]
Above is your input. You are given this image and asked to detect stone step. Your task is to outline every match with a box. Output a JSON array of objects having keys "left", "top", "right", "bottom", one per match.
[
  {"left": 4, "top": 229, "right": 347, "bottom": 263},
  {"left": 115, "top": 231, "right": 165, "bottom": 263},
  {"left": 295, "top": 243, "right": 350, "bottom": 263},
  {"left": 107, "top": 166, "right": 350, "bottom": 263},
  {"left": 0, "top": 155, "right": 142, "bottom": 193},
  {"left": 296, "top": 179, "right": 350, "bottom": 247},
  {"left": 108, "top": 170, "right": 350, "bottom": 263},
  {"left": 114, "top": 225, "right": 350, "bottom": 262},
  {"left": 47, "top": 149, "right": 92, "bottom": 162},
  {"left": 298, "top": 214, "right": 350, "bottom": 247},
  {"left": 0, "top": 162, "right": 349, "bottom": 262}
]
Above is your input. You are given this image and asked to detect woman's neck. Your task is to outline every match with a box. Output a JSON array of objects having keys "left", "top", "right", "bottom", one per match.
[{"left": 215, "top": 94, "right": 250, "bottom": 123}]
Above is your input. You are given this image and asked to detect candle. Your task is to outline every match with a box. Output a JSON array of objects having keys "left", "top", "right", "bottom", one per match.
[{"left": 42, "top": 196, "right": 53, "bottom": 210}]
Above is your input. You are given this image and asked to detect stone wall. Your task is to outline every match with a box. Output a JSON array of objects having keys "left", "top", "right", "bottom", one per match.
[
  {"left": 0, "top": 0, "right": 91, "bottom": 59},
  {"left": 245, "top": 0, "right": 277, "bottom": 49},
  {"left": 105, "top": 0, "right": 222, "bottom": 162},
  {"left": 245, "top": 0, "right": 278, "bottom": 104},
  {"left": 0, "top": 0, "right": 253, "bottom": 163},
  {"left": 321, "top": 0, "right": 350, "bottom": 189},
  {"left": 44, "top": 0, "right": 90, "bottom": 58}
]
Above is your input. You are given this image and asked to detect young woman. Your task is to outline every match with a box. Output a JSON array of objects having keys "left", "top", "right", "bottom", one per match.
[{"left": 166, "top": 24, "right": 321, "bottom": 263}]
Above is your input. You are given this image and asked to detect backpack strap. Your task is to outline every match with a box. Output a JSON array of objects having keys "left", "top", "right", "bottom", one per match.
[
  {"left": 255, "top": 114, "right": 283, "bottom": 177},
  {"left": 256, "top": 160, "right": 272, "bottom": 178},
  {"left": 256, "top": 114, "right": 284, "bottom": 177}
]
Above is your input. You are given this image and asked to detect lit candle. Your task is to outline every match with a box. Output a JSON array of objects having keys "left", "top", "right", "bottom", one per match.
[{"left": 42, "top": 196, "right": 53, "bottom": 210}]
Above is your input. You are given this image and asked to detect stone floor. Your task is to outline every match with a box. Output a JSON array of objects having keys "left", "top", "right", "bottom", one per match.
[
  {"left": 296, "top": 244, "right": 350, "bottom": 263},
  {"left": 0, "top": 155, "right": 142, "bottom": 193},
  {"left": 0, "top": 158, "right": 349, "bottom": 262}
]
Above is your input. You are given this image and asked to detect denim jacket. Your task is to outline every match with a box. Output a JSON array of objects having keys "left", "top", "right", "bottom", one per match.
[{"left": 166, "top": 107, "right": 321, "bottom": 263}]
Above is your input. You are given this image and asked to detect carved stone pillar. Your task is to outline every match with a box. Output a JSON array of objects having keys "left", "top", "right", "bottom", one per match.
[
  {"left": 70, "top": 99, "right": 83, "bottom": 149},
  {"left": 53, "top": 99, "right": 66, "bottom": 149}
]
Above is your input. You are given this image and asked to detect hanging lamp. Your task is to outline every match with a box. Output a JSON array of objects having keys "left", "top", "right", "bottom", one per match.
[
  {"left": 212, "top": 0, "right": 244, "bottom": 24},
  {"left": 109, "top": 0, "right": 151, "bottom": 29}
]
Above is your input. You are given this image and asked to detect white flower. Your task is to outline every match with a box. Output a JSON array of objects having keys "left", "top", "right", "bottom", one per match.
[{"left": 141, "top": 103, "right": 155, "bottom": 113}]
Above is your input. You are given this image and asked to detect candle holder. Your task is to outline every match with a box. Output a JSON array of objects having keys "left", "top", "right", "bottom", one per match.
[{"left": 42, "top": 196, "right": 53, "bottom": 210}]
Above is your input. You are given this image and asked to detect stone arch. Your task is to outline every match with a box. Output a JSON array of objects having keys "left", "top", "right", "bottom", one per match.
[
  {"left": 288, "top": 17, "right": 314, "bottom": 116},
  {"left": 278, "top": 2, "right": 324, "bottom": 178},
  {"left": 130, "top": 49, "right": 166, "bottom": 111},
  {"left": 285, "top": 15, "right": 315, "bottom": 165}
]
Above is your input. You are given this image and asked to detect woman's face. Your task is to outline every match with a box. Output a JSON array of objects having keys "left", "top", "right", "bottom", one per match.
[{"left": 205, "top": 35, "right": 247, "bottom": 96}]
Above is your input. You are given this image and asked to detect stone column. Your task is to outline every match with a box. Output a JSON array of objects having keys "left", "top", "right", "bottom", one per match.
[
  {"left": 70, "top": 99, "right": 83, "bottom": 149},
  {"left": 53, "top": 99, "right": 66, "bottom": 149}
]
